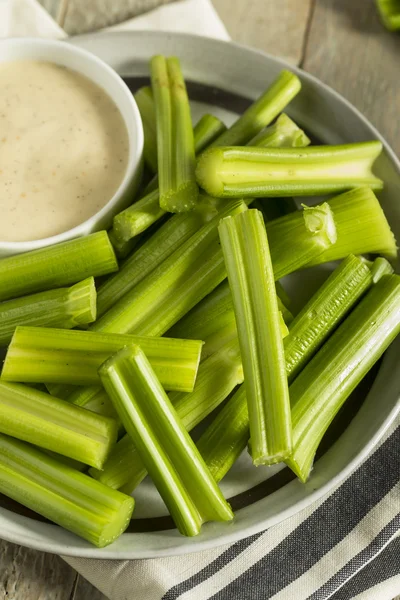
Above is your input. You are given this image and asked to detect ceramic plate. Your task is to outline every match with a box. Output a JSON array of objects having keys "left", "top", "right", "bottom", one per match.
[{"left": 0, "top": 31, "right": 399, "bottom": 559}]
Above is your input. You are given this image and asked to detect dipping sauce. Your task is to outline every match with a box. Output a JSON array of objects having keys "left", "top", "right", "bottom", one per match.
[{"left": 0, "top": 60, "right": 129, "bottom": 242}]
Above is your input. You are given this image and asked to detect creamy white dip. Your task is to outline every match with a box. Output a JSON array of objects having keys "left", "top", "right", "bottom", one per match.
[{"left": 0, "top": 60, "right": 129, "bottom": 241}]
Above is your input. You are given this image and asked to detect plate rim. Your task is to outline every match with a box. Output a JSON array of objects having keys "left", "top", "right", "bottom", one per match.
[{"left": 0, "top": 29, "right": 398, "bottom": 559}]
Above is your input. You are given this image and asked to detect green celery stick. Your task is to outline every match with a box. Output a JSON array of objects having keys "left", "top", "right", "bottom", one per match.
[
  {"left": 99, "top": 345, "right": 233, "bottom": 536},
  {"left": 306, "top": 188, "right": 398, "bottom": 265},
  {"left": 287, "top": 274, "right": 400, "bottom": 482},
  {"left": 193, "top": 114, "right": 227, "bottom": 153},
  {"left": 112, "top": 189, "right": 165, "bottom": 241},
  {"left": 284, "top": 255, "right": 373, "bottom": 381},
  {"left": 0, "top": 434, "right": 133, "bottom": 547},
  {"left": 134, "top": 86, "right": 158, "bottom": 173},
  {"left": 92, "top": 200, "right": 247, "bottom": 336},
  {"left": 207, "top": 70, "right": 301, "bottom": 148},
  {"left": 369, "top": 257, "right": 394, "bottom": 282},
  {"left": 151, "top": 56, "right": 199, "bottom": 212},
  {"left": 376, "top": 0, "right": 400, "bottom": 30},
  {"left": 196, "top": 142, "right": 383, "bottom": 198},
  {"left": 197, "top": 385, "right": 249, "bottom": 483},
  {"left": 0, "top": 231, "right": 117, "bottom": 303},
  {"left": 108, "top": 228, "right": 139, "bottom": 260},
  {"left": 169, "top": 280, "right": 292, "bottom": 360},
  {"left": 0, "top": 277, "right": 96, "bottom": 346},
  {"left": 248, "top": 113, "right": 311, "bottom": 149},
  {"left": 219, "top": 209, "right": 292, "bottom": 465},
  {"left": 100, "top": 198, "right": 224, "bottom": 317},
  {"left": 266, "top": 202, "right": 337, "bottom": 279},
  {"left": 0, "top": 382, "right": 117, "bottom": 469},
  {"left": 90, "top": 338, "right": 243, "bottom": 493},
  {"left": 111, "top": 115, "right": 226, "bottom": 243},
  {"left": 2, "top": 327, "right": 202, "bottom": 393}
]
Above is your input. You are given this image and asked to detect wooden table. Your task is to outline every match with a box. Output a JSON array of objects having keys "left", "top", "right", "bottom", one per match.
[{"left": 1, "top": 1, "right": 399, "bottom": 598}]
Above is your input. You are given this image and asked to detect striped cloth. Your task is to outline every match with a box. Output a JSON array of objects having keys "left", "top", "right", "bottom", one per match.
[{"left": 64, "top": 416, "right": 400, "bottom": 600}]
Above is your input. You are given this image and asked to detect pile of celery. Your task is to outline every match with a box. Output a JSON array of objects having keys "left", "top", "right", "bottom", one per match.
[{"left": 0, "top": 54, "right": 398, "bottom": 549}]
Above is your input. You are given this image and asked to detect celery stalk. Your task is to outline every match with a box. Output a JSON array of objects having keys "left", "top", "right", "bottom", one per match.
[
  {"left": 99, "top": 345, "right": 233, "bottom": 536},
  {"left": 284, "top": 255, "right": 373, "bottom": 381},
  {"left": 193, "top": 114, "right": 227, "bottom": 153},
  {"left": 0, "top": 231, "right": 117, "bottom": 303},
  {"left": 134, "top": 86, "right": 158, "bottom": 173},
  {"left": 369, "top": 257, "right": 394, "bottom": 282},
  {"left": 196, "top": 142, "right": 383, "bottom": 198},
  {"left": 92, "top": 200, "right": 247, "bottom": 336},
  {"left": 248, "top": 113, "right": 311, "bottom": 149},
  {"left": 169, "top": 280, "right": 292, "bottom": 360},
  {"left": 219, "top": 210, "right": 292, "bottom": 465},
  {"left": 0, "top": 433, "right": 133, "bottom": 547},
  {"left": 197, "top": 385, "right": 249, "bottom": 483},
  {"left": 207, "top": 70, "right": 301, "bottom": 148},
  {"left": 103, "top": 195, "right": 228, "bottom": 318},
  {"left": 3, "top": 327, "right": 202, "bottom": 393},
  {"left": 266, "top": 202, "right": 337, "bottom": 279},
  {"left": 287, "top": 275, "right": 400, "bottom": 482},
  {"left": 376, "top": 0, "right": 400, "bottom": 30},
  {"left": 90, "top": 339, "right": 243, "bottom": 493},
  {"left": 306, "top": 188, "right": 398, "bottom": 265},
  {"left": 0, "top": 382, "right": 117, "bottom": 469},
  {"left": 151, "top": 56, "right": 199, "bottom": 212},
  {"left": 99, "top": 211, "right": 205, "bottom": 317},
  {"left": 108, "top": 228, "right": 139, "bottom": 260},
  {"left": 111, "top": 115, "right": 226, "bottom": 243},
  {"left": 0, "top": 277, "right": 96, "bottom": 346}
]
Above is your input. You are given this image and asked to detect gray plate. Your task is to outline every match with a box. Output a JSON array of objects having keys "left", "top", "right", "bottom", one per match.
[{"left": 0, "top": 31, "right": 399, "bottom": 559}]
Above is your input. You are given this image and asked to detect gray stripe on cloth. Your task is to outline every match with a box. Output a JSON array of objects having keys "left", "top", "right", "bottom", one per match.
[
  {"left": 308, "top": 515, "right": 400, "bottom": 600},
  {"left": 161, "top": 532, "right": 263, "bottom": 600},
  {"left": 204, "top": 426, "right": 400, "bottom": 600},
  {"left": 328, "top": 537, "right": 400, "bottom": 600}
]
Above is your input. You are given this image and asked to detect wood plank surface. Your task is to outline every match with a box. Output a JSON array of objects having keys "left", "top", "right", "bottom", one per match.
[
  {"left": 212, "top": 0, "right": 314, "bottom": 65},
  {"left": 303, "top": 0, "right": 400, "bottom": 155},
  {"left": 0, "top": 539, "right": 77, "bottom": 599}
]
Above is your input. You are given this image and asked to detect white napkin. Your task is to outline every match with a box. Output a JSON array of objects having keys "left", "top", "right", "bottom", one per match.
[{"left": 0, "top": 0, "right": 230, "bottom": 40}]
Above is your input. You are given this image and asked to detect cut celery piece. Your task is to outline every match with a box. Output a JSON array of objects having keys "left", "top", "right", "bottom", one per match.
[
  {"left": 197, "top": 385, "right": 249, "bottom": 483},
  {"left": 90, "top": 339, "right": 243, "bottom": 494},
  {"left": 284, "top": 255, "right": 373, "bottom": 381},
  {"left": 0, "top": 277, "right": 96, "bottom": 346},
  {"left": 134, "top": 86, "right": 158, "bottom": 173},
  {"left": 99, "top": 345, "right": 233, "bottom": 536},
  {"left": 92, "top": 200, "right": 247, "bottom": 336},
  {"left": 0, "top": 231, "right": 117, "bottom": 303},
  {"left": 266, "top": 202, "right": 337, "bottom": 279},
  {"left": 219, "top": 209, "right": 292, "bottom": 465},
  {"left": 193, "top": 114, "right": 227, "bottom": 154},
  {"left": 207, "top": 70, "right": 301, "bottom": 148},
  {"left": 151, "top": 56, "right": 199, "bottom": 212},
  {"left": 101, "top": 197, "right": 224, "bottom": 316},
  {"left": 196, "top": 142, "right": 383, "bottom": 198},
  {"left": 287, "top": 274, "right": 400, "bottom": 482},
  {"left": 0, "top": 433, "right": 133, "bottom": 547},
  {"left": 248, "top": 113, "right": 311, "bottom": 149},
  {"left": 0, "top": 382, "right": 117, "bottom": 469},
  {"left": 3, "top": 327, "right": 202, "bottom": 393},
  {"left": 306, "top": 188, "right": 398, "bottom": 265}
]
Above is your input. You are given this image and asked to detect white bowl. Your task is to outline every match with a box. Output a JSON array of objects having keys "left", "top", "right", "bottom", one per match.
[
  {"left": 0, "top": 38, "right": 143, "bottom": 257},
  {"left": 0, "top": 31, "right": 398, "bottom": 560}
]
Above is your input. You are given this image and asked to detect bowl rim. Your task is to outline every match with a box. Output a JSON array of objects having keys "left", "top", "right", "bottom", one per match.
[
  {"left": 0, "top": 37, "right": 143, "bottom": 253},
  {"left": 0, "top": 30, "right": 398, "bottom": 559}
]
